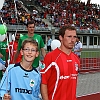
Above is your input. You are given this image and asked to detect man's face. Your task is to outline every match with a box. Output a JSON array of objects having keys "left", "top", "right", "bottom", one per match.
[
  {"left": 27, "top": 24, "right": 35, "bottom": 34},
  {"left": 76, "top": 38, "right": 79, "bottom": 42},
  {"left": 60, "top": 30, "right": 77, "bottom": 49},
  {"left": 15, "top": 33, "right": 20, "bottom": 41}
]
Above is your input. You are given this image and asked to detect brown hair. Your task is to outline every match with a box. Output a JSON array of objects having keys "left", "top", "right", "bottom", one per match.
[
  {"left": 59, "top": 25, "right": 76, "bottom": 38},
  {"left": 21, "top": 38, "right": 38, "bottom": 51},
  {"left": 26, "top": 20, "right": 35, "bottom": 27}
]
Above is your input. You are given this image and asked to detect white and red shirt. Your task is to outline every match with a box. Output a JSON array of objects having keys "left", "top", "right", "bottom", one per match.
[
  {"left": 41, "top": 48, "right": 80, "bottom": 100},
  {"left": 6, "top": 41, "right": 22, "bottom": 64}
]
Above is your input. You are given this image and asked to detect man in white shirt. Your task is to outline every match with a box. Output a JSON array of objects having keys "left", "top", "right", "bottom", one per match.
[
  {"left": 74, "top": 37, "right": 82, "bottom": 58},
  {"left": 47, "top": 35, "right": 52, "bottom": 52}
]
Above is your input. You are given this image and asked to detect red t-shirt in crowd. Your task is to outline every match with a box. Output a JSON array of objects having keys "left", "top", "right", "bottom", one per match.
[
  {"left": 41, "top": 48, "right": 80, "bottom": 100},
  {"left": 6, "top": 41, "right": 22, "bottom": 64}
]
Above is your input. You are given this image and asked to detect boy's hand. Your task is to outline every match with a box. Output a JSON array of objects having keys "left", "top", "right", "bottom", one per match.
[{"left": 3, "top": 94, "right": 11, "bottom": 100}]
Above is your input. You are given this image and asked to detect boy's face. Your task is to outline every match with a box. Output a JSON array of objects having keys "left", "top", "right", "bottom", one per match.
[{"left": 21, "top": 43, "right": 39, "bottom": 62}]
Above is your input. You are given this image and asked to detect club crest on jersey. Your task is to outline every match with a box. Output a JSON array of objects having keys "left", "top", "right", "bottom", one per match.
[
  {"left": 30, "top": 79, "right": 35, "bottom": 87},
  {"left": 41, "top": 63, "right": 45, "bottom": 69},
  {"left": 75, "top": 62, "right": 78, "bottom": 71}
]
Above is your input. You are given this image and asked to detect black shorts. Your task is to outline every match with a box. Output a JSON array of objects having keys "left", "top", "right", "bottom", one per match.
[{"left": 47, "top": 46, "right": 51, "bottom": 51}]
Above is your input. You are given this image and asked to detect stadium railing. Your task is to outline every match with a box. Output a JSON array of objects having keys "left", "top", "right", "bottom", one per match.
[
  {"left": 80, "top": 50, "right": 100, "bottom": 73},
  {"left": 6, "top": 24, "right": 100, "bottom": 34}
]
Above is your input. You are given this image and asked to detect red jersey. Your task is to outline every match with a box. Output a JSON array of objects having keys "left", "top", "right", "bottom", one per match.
[
  {"left": 6, "top": 41, "right": 22, "bottom": 64},
  {"left": 41, "top": 48, "right": 80, "bottom": 100}
]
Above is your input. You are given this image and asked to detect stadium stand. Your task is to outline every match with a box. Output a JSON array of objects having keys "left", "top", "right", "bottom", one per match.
[
  {"left": 0, "top": 0, "right": 100, "bottom": 35},
  {"left": 38, "top": 0, "right": 100, "bottom": 30},
  {"left": 0, "top": 0, "right": 48, "bottom": 28},
  {"left": 0, "top": 0, "right": 100, "bottom": 33}
]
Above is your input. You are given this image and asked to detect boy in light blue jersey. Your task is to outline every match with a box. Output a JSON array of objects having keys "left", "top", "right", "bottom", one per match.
[{"left": 0, "top": 38, "right": 41, "bottom": 100}]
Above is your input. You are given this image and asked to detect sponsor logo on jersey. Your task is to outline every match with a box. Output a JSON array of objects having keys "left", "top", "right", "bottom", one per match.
[
  {"left": 60, "top": 75, "right": 70, "bottom": 79},
  {"left": 60, "top": 74, "right": 77, "bottom": 80},
  {"left": 67, "top": 60, "right": 72, "bottom": 62},
  {"left": 41, "top": 63, "right": 45, "bottom": 69},
  {"left": 39, "top": 61, "right": 45, "bottom": 69},
  {"left": 30, "top": 79, "right": 35, "bottom": 87},
  {"left": 23, "top": 73, "right": 29, "bottom": 78},
  {"left": 15, "top": 88, "right": 32, "bottom": 94}
]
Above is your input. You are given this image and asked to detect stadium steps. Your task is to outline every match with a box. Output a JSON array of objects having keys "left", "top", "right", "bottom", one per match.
[{"left": 19, "top": 1, "right": 30, "bottom": 13}]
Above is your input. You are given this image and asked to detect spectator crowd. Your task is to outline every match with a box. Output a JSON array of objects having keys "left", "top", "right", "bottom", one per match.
[
  {"left": 38, "top": 0, "right": 100, "bottom": 30},
  {"left": 0, "top": 0, "right": 100, "bottom": 30},
  {"left": 0, "top": 0, "right": 48, "bottom": 27}
]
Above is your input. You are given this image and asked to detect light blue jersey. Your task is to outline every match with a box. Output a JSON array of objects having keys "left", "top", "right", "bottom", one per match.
[{"left": 0, "top": 63, "right": 41, "bottom": 100}]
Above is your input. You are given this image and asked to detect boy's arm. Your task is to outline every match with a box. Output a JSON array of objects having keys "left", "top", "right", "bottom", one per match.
[
  {"left": 0, "top": 78, "right": 8, "bottom": 97},
  {"left": 0, "top": 67, "right": 10, "bottom": 98},
  {"left": 35, "top": 74, "right": 41, "bottom": 99}
]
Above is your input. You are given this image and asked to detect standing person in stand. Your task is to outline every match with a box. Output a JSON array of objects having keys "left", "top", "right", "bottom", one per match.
[
  {"left": 13, "top": 20, "right": 46, "bottom": 68},
  {"left": 74, "top": 36, "right": 82, "bottom": 58},
  {"left": 0, "top": 38, "right": 41, "bottom": 100},
  {"left": 5, "top": 33, "right": 22, "bottom": 67},
  {"left": 47, "top": 35, "right": 52, "bottom": 52},
  {"left": 41, "top": 25, "right": 80, "bottom": 100}
]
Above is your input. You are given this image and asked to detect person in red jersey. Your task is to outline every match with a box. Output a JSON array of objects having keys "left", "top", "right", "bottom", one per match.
[
  {"left": 5, "top": 33, "right": 22, "bottom": 67},
  {"left": 41, "top": 25, "right": 80, "bottom": 100}
]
